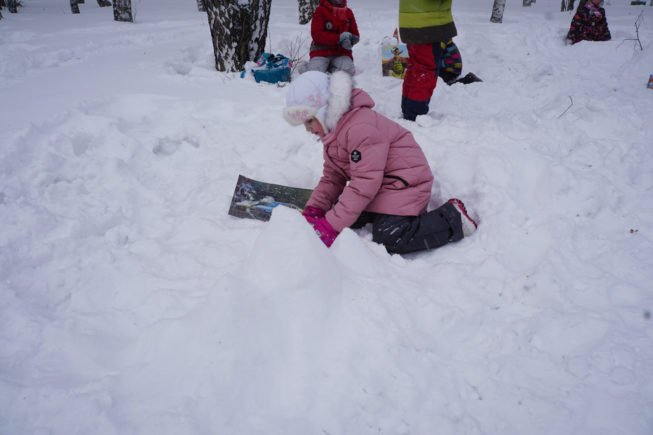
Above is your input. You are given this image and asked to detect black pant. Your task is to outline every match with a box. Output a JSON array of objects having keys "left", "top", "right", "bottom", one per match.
[{"left": 352, "top": 203, "right": 463, "bottom": 255}]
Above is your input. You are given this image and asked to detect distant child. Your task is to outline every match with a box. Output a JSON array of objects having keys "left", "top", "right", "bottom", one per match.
[
  {"left": 302, "top": 0, "right": 360, "bottom": 76},
  {"left": 397, "top": 0, "right": 480, "bottom": 121},
  {"left": 566, "top": 0, "right": 611, "bottom": 45},
  {"left": 282, "top": 71, "right": 478, "bottom": 254}
]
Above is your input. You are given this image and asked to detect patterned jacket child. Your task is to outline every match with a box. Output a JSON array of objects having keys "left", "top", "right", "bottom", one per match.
[
  {"left": 282, "top": 71, "right": 478, "bottom": 254},
  {"left": 566, "top": 0, "right": 611, "bottom": 44},
  {"left": 303, "top": 0, "right": 360, "bottom": 76}
]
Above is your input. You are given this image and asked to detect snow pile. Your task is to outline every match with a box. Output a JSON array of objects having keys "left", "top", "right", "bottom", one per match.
[{"left": 1, "top": 1, "right": 652, "bottom": 434}]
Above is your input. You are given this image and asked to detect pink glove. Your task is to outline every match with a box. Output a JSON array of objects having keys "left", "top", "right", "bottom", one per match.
[
  {"left": 302, "top": 206, "right": 325, "bottom": 225},
  {"left": 311, "top": 216, "right": 339, "bottom": 247}
]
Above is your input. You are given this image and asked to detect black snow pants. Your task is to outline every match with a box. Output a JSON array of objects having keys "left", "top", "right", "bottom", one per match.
[{"left": 352, "top": 202, "right": 463, "bottom": 255}]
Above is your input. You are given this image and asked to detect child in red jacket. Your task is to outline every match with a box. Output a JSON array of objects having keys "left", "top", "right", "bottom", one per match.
[{"left": 302, "top": 0, "right": 360, "bottom": 76}]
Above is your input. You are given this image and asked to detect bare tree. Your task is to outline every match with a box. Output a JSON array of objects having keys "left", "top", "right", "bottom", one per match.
[
  {"left": 491, "top": 0, "right": 506, "bottom": 23},
  {"left": 113, "top": 0, "right": 133, "bottom": 22},
  {"left": 298, "top": 0, "right": 319, "bottom": 25},
  {"left": 621, "top": 10, "right": 644, "bottom": 50},
  {"left": 561, "top": 0, "right": 576, "bottom": 11},
  {"left": 205, "top": 0, "right": 272, "bottom": 72},
  {"left": 279, "top": 33, "right": 311, "bottom": 74}
]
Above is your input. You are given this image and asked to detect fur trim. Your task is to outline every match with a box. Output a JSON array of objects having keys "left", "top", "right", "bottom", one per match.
[
  {"left": 283, "top": 105, "right": 317, "bottom": 126},
  {"left": 324, "top": 71, "right": 353, "bottom": 132}
]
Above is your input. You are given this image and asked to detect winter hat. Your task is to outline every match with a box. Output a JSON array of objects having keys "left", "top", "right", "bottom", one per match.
[{"left": 283, "top": 71, "right": 330, "bottom": 132}]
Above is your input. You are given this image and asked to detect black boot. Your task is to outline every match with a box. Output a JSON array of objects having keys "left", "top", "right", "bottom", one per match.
[{"left": 450, "top": 72, "right": 483, "bottom": 85}]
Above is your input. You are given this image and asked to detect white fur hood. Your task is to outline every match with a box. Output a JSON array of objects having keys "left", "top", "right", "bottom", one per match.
[{"left": 323, "top": 71, "right": 354, "bottom": 133}]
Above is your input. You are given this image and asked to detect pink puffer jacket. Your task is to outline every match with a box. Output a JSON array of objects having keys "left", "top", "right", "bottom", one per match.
[{"left": 306, "top": 73, "right": 434, "bottom": 232}]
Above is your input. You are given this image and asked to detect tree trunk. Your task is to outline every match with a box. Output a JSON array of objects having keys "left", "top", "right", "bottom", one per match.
[
  {"left": 205, "top": 0, "right": 272, "bottom": 73},
  {"left": 491, "top": 0, "right": 506, "bottom": 23},
  {"left": 298, "top": 0, "right": 319, "bottom": 25},
  {"left": 196, "top": 0, "right": 206, "bottom": 12},
  {"left": 71, "top": 0, "right": 80, "bottom": 14},
  {"left": 113, "top": 0, "right": 133, "bottom": 22}
]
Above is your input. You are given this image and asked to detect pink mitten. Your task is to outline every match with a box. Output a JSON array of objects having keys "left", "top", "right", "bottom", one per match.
[
  {"left": 311, "top": 217, "right": 339, "bottom": 247},
  {"left": 302, "top": 206, "right": 325, "bottom": 225}
]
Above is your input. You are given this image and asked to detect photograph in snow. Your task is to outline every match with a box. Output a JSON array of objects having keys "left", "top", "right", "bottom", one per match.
[{"left": 228, "top": 174, "right": 312, "bottom": 221}]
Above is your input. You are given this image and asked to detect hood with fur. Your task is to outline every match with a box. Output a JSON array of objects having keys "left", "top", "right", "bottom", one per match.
[{"left": 283, "top": 71, "right": 353, "bottom": 134}]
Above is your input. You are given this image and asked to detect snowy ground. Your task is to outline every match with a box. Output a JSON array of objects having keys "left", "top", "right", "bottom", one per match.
[{"left": 1, "top": 1, "right": 653, "bottom": 434}]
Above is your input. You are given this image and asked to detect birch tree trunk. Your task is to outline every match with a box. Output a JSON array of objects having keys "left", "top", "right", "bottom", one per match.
[
  {"left": 491, "top": 0, "right": 506, "bottom": 23},
  {"left": 113, "top": 0, "right": 133, "bottom": 22},
  {"left": 205, "top": 0, "right": 272, "bottom": 73},
  {"left": 196, "top": 0, "right": 206, "bottom": 12},
  {"left": 561, "top": 0, "right": 576, "bottom": 11},
  {"left": 298, "top": 0, "right": 319, "bottom": 25}
]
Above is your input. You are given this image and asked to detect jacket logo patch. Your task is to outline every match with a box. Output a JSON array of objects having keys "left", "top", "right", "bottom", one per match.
[
  {"left": 325, "top": 21, "right": 333, "bottom": 30},
  {"left": 351, "top": 150, "right": 362, "bottom": 163}
]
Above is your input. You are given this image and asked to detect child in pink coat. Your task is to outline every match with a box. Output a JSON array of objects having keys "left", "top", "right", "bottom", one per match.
[{"left": 282, "top": 71, "right": 478, "bottom": 254}]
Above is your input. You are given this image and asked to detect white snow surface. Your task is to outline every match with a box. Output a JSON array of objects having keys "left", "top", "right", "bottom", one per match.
[{"left": 1, "top": 1, "right": 653, "bottom": 434}]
